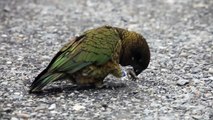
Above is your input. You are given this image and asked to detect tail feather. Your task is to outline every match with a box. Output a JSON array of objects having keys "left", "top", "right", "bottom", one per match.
[{"left": 29, "top": 71, "right": 65, "bottom": 93}]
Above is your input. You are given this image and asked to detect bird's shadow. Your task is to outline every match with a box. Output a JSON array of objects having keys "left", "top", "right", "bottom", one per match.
[{"left": 29, "top": 82, "right": 127, "bottom": 96}]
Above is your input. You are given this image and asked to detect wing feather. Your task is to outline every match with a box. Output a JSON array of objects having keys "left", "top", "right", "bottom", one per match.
[{"left": 46, "top": 27, "right": 121, "bottom": 74}]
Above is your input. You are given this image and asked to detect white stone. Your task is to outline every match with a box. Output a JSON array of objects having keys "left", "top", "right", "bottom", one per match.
[
  {"left": 209, "top": 68, "right": 213, "bottom": 74},
  {"left": 1, "top": 34, "right": 8, "bottom": 38},
  {"left": 6, "top": 61, "right": 12, "bottom": 64},
  {"left": 49, "top": 104, "right": 56, "bottom": 110},
  {"left": 11, "top": 117, "right": 18, "bottom": 120},
  {"left": 73, "top": 104, "right": 85, "bottom": 111}
]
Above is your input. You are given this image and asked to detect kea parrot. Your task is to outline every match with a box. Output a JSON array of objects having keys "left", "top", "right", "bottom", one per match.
[{"left": 29, "top": 26, "right": 150, "bottom": 93}]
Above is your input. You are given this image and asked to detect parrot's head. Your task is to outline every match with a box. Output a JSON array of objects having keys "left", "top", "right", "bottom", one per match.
[{"left": 118, "top": 30, "right": 150, "bottom": 75}]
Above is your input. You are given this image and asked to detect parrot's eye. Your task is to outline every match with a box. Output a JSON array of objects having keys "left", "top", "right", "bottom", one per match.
[
  {"left": 132, "top": 51, "right": 142, "bottom": 62},
  {"left": 139, "top": 58, "right": 143, "bottom": 62},
  {"left": 132, "top": 56, "right": 142, "bottom": 63}
]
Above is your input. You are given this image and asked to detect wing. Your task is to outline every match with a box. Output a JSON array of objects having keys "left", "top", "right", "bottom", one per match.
[{"left": 46, "top": 27, "right": 121, "bottom": 74}]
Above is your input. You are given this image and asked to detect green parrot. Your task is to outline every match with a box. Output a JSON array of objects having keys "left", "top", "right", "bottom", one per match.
[{"left": 29, "top": 26, "right": 150, "bottom": 93}]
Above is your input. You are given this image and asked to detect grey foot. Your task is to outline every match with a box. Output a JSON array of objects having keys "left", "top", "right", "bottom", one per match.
[{"left": 126, "top": 68, "right": 139, "bottom": 80}]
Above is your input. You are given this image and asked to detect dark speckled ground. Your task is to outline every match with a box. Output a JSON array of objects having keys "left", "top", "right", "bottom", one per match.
[{"left": 0, "top": 0, "right": 213, "bottom": 119}]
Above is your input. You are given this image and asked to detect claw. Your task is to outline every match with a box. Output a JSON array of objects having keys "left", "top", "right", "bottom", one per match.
[
  {"left": 127, "top": 70, "right": 138, "bottom": 80},
  {"left": 125, "top": 67, "right": 139, "bottom": 80}
]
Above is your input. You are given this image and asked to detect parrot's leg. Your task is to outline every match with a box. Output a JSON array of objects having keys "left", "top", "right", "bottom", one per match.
[{"left": 94, "top": 80, "right": 105, "bottom": 88}]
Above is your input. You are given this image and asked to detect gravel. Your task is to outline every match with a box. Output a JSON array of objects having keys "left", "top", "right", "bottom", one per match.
[{"left": 0, "top": 0, "right": 213, "bottom": 119}]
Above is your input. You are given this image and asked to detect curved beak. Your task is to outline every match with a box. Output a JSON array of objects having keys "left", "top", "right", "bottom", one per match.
[{"left": 134, "top": 67, "right": 143, "bottom": 75}]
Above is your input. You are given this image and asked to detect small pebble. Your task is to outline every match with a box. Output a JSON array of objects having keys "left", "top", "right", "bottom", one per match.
[
  {"left": 209, "top": 68, "right": 213, "bottom": 74},
  {"left": 177, "top": 79, "right": 190, "bottom": 86},
  {"left": 6, "top": 61, "right": 12, "bottom": 64},
  {"left": 1, "top": 34, "right": 8, "bottom": 38},
  {"left": 17, "top": 113, "right": 30, "bottom": 119},
  {"left": 49, "top": 104, "right": 56, "bottom": 110},
  {"left": 11, "top": 117, "right": 18, "bottom": 120},
  {"left": 73, "top": 104, "right": 85, "bottom": 111},
  {"left": 50, "top": 110, "right": 58, "bottom": 114},
  {"left": 3, "top": 6, "right": 10, "bottom": 12},
  {"left": 35, "top": 106, "right": 47, "bottom": 111},
  {"left": 180, "top": 52, "right": 188, "bottom": 57},
  {"left": 17, "top": 57, "right": 23, "bottom": 61}
]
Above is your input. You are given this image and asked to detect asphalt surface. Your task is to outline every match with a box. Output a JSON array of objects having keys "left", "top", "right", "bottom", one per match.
[{"left": 0, "top": 0, "right": 213, "bottom": 119}]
